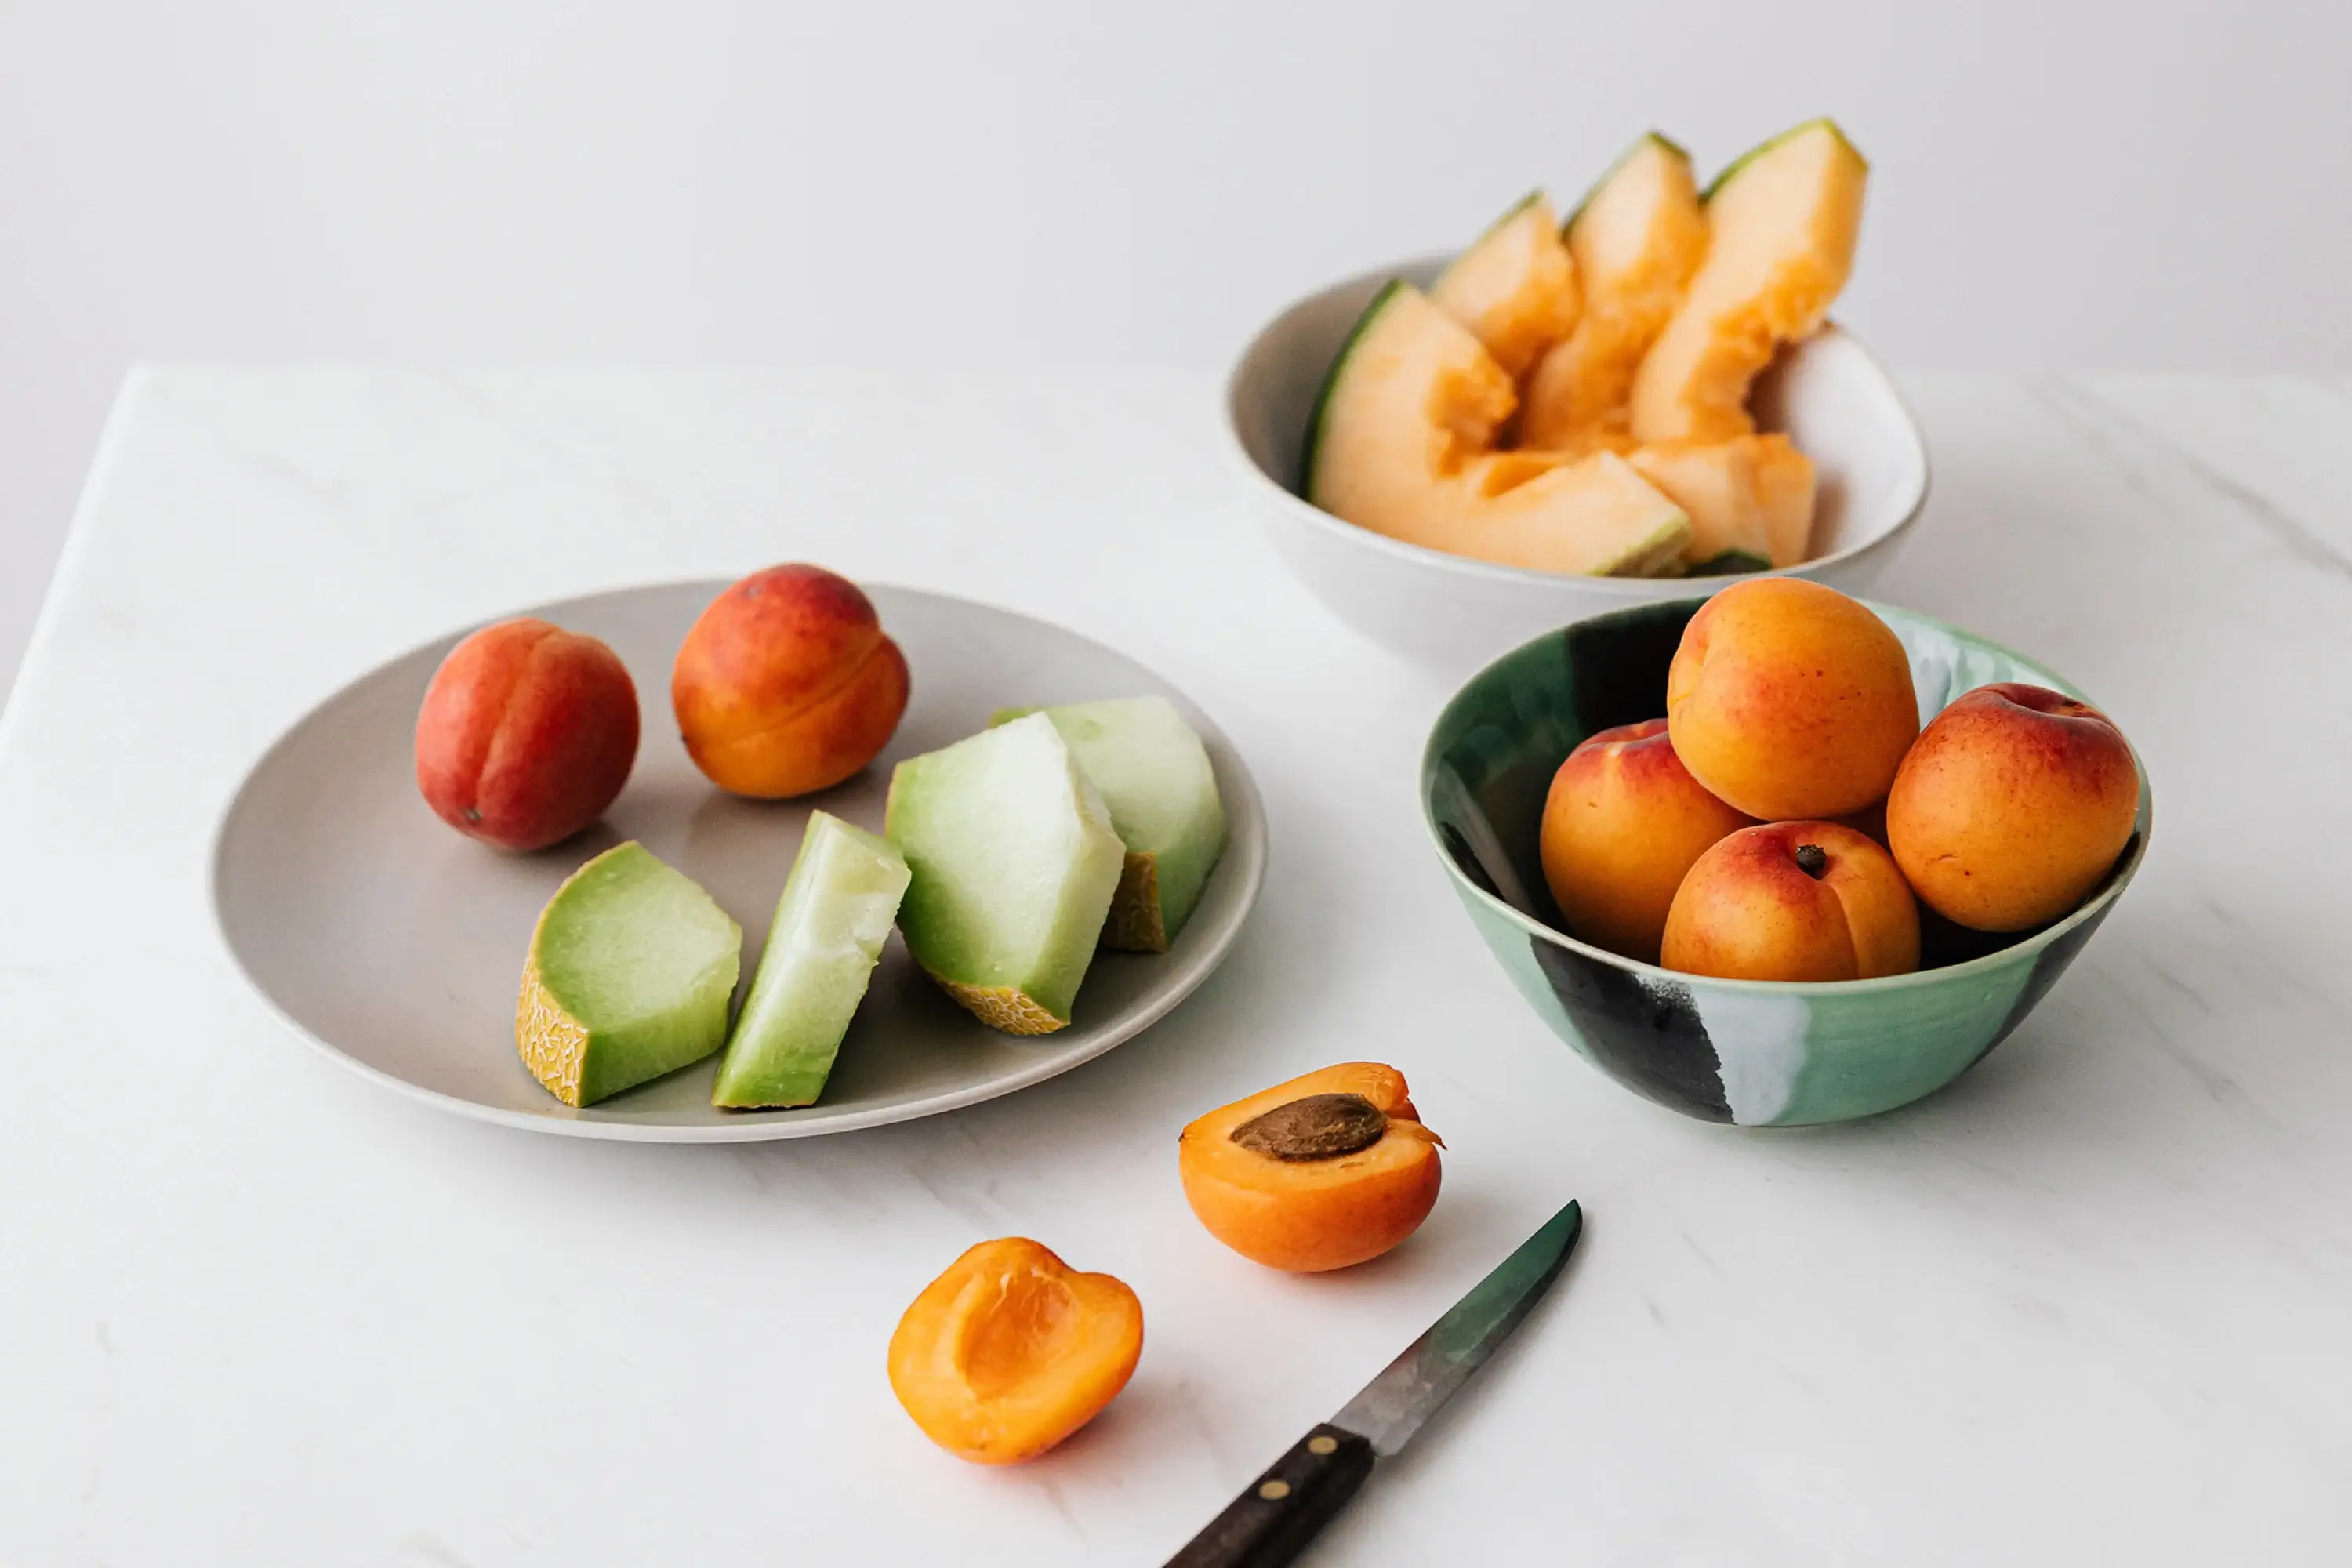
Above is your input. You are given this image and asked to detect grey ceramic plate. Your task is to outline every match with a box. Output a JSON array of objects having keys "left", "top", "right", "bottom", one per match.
[{"left": 212, "top": 581, "right": 1268, "bottom": 1142}]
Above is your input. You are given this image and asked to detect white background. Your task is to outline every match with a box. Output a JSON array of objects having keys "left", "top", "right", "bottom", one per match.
[{"left": 4, "top": 0, "right": 2349, "bottom": 694}]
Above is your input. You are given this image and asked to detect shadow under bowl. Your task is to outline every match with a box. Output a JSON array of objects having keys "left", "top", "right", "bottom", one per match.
[{"left": 1421, "top": 597, "right": 2152, "bottom": 1127}]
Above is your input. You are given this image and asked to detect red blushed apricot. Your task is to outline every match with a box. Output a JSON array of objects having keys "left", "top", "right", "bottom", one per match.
[
  {"left": 1661, "top": 821, "right": 1920, "bottom": 982},
  {"left": 672, "top": 564, "right": 909, "bottom": 798},
  {"left": 413, "top": 617, "right": 640, "bottom": 851},
  {"left": 1179, "top": 1064, "right": 1443, "bottom": 1273},
  {"left": 1888, "top": 683, "right": 2140, "bottom": 931},
  {"left": 887, "top": 1237, "right": 1142, "bottom": 1465},
  {"left": 1665, "top": 578, "right": 1919, "bottom": 820},
  {"left": 1540, "top": 718, "right": 1755, "bottom": 963}
]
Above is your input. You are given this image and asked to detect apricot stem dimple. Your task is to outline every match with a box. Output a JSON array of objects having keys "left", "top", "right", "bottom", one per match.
[
  {"left": 1794, "top": 844, "right": 1828, "bottom": 877},
  {"left": 1230, "top": 1093, "right": 1388, "bottom": 1161}
]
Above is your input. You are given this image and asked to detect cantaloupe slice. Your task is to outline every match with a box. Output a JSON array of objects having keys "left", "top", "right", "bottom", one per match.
[
  {"left": 989, "top": 697, "right": 1226, "bottom": 953},
  {"left": 1430, "top": 191, "right": 1581, "bottom": 379},
  {"left": 710, "top": 811, "right": 909, "bottom": 1109},
  {"left": 1627, "top": 434, "right": 1817, "bottom": 569},
  {"left": 885, "top": 713, "right": 1125, "bottom": 1035},
  {"left": 515, "top": 842, "right": 742, "bottom": 1107},
  {"left": 1629, "top": 120, "right": 1867, "bottom": 445},
  {"left": 1305, "top": 282, "right": 1690, "bottom": 576},
  {"left": 1521, "top": 135, "right": 1708, "bottom": 454}
]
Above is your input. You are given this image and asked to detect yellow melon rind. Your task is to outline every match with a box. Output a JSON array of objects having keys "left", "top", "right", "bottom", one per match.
[{"left": 516, "top": 956, "right": 591, "bottom": 1107}]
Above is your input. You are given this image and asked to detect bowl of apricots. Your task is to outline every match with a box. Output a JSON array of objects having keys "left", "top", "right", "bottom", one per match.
[{"left": 1421, "top": 578, "right": 2151, "bottom": 1126}]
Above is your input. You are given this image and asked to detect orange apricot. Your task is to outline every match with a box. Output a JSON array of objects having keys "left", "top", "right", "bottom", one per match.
[
  {"left": 1887, "top": 683, "right": 2140, "bottom": 931},
  {"left": 1178, "top": 1063, "right": 1443, "bottom": 1272},
  {"left": 1661, "top": 820, "right": 1920, "bottom": 982},
  {"left": 1665, "top": 577, "right": 1919, "bottom": 820},
  {"left": 887, "top": 1236, "right": 1142, "bottom": 1465},
  {"left": 1539, "top": 717, "right": 1755, "bottom": 962}
]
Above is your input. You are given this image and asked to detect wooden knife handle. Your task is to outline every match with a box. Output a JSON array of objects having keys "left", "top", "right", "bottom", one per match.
[{"left": 1162, "top": 1423, "right": 1376, "bottom": 1568}]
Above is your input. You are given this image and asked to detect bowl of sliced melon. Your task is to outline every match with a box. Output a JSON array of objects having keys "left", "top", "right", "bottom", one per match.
[{"left": 1225, "top": 121, "right": 1929, "bottom": 668}]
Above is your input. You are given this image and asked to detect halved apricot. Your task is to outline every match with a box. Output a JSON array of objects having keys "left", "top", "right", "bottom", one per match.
[
  {"left": 1178, "top": 1063, "right": 1443, "bottom": 1272},
  {"left": 887, "top": 1236, "right": 1142, "bottom": 1465}
]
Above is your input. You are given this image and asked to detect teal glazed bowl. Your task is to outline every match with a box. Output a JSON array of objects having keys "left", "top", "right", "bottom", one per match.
[{"left": 1422, "top": 598, "right": 2152, "bottom": 1127}]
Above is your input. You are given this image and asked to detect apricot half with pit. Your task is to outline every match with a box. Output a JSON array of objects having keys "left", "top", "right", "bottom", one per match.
[
  {"left": 1178, "top": 1063, "right": 1443, "bottom": 1272},
  {"left": 887, "top": 1236, "right": 1142, "bottom": 1465}
]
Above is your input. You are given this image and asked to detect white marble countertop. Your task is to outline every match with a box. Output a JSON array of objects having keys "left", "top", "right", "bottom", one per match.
[{"left": 3, "top": 368, "right": 2347, "bottom": 1565}]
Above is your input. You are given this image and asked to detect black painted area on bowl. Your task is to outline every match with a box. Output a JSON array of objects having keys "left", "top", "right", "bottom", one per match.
[{"left": 1527, "top": 938, "right": 1733, "bottom": 1122}]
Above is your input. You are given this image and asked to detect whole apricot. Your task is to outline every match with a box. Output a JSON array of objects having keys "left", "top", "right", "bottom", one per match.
[
  {"left": 1888, "top": 683, "right": 2140, "bottom": 931},
  {"left": 1539, "top": 719, "right": 1754, "bottom": 962},
  {"left": 1661, "top": 820, "right": 1920, "bottom": 982},
  {"left": 887, "top": 1237, "right": 1142, "bottom": 1465},
  {"left": 1665, "top": 578, "right": 1919, "bottom": 820},
  {"left": 673, "top": 564, "right": 909, "bottom": 798},
  {"left": 1179, "top": 1063, "right": 1443, "bottom": 1272},
  {"left": 413, "top": 617, "right": 639, "bottom": 851}
]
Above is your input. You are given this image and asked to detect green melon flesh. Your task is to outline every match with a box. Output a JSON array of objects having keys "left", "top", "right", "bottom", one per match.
[
  {"left": 1522, "top": 133, "right": 1708, "bottom": 452},
  {"left": 1429, "top": 191, "right": 1581, "bottom": 379},
  {"left": 1305, "top": 283, "right": 1690, "bottom": 575},
  {"left": 884, "top": 713, "right": 1124, "bottom": 1035},
  {"left": 710, "top": 811, "right": 909, "bottom": 1109},
  {"left": 1628, "top": 119, "right": 1867, "bottom": 445},
  {"left": 989, "top": 697, "right": 1226, "bottom": 953},
  {"left": 516, "top": 842, "right": 742, "bottom": 1107}
]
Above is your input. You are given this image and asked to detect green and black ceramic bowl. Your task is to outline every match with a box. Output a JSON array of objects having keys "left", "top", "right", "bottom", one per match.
[{"left": 1421, "top": 597, "right": 2152, "bottom": 1127}]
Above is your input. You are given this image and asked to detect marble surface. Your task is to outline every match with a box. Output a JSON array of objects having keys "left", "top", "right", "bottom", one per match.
[{"left": 2, "top": 368, "right": 2346, "bottom": 1565}]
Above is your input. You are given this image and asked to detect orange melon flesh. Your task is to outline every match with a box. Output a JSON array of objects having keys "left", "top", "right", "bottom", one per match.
[
  {"left": 1430, "top": 192, "right": 1582, "bottom": 379},
  {"left": 1628, "top": 434, "right": 1817, "bottom": 568},
  {"left": 1629, "top": 120, "right": 1867, "bottom": 445},
  {"left": 1305, "top": 283, "right": 1690, "bottom": 576},
  {"left": 1521, "top": 135, "right": 1707, "bottom": 453}
]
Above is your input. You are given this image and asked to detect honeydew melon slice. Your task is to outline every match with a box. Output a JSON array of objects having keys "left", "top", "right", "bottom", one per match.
[
  {"left": 515, "top": 842, "right": 742, "bottom": 1107},
  {"left": 1522, "top": 133, "right": 1708, "bottom": 452},
  {"left": 710, "top": 811, "right": 909, "bottom": 1109},
  {"left": 884, "top": 713, "right": 1124, "bottom": 1035},
  {"left": 1430, "top": 191, "right": 1582, "bottom": 379},
  {"left": 1629, "top": 120, "right": 1867, "bottom": 445},
  {"left": 1305, "top": 283, "right": 1690, "bottom": 575},
  {"left": 989, "top": 696, "right": 1226, "bottom": 953},
  {"left": 1628, "top": 434, "right": 1819, "bottom": 571}
]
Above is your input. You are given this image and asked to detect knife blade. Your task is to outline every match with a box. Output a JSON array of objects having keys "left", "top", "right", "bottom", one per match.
[{"left": 1163, "top": 1199, "right": 1584, "bottom": 1568}]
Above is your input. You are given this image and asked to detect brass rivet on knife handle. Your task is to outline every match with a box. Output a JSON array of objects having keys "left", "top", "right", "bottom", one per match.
[
  {"left": 1258, "top": 1480, "right": 1291, "bottom": 1501},
  {"left": 1307, "top": 1436, "right": 1338, "bottom": 1455}
]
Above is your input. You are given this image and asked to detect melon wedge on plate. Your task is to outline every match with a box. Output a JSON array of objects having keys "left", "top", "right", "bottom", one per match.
[
  {"left": 1430, "top": 191, "right": 1581, "bottom": 379},
  {"left": 710, "top": 811, "right": 909, "bottom": 1109},
  {"left": 1522, "top": 134, "right": 1708, "bottom": 453},
  {"left": 1628, "top": 434, "right": 1817, "bottom": 569},
  {"left": 885, "top": 713, "right": 1124, "bottom": 1035},
  {"left": 990, "top": 696, "right": 1226, "bottom": 953},
  {"left": 1630, "top": 119, "right": 1867, "bottom": 445},
  {"left": 515, "top": 842, "right": 742, "bottom": 1107},
  {"left": 1305, "top": 282, "right": 1690, "bottom": 575}
]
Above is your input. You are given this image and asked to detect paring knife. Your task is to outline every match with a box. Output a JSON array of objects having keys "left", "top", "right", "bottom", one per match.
[{"left": 1164, "top": 1199, "right": 1584, "bottom": 1568}]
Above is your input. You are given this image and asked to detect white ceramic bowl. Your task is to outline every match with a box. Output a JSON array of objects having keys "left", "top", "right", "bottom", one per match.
[{"left": 1223, "top": 256, "right": 1930, "bottom": 669}]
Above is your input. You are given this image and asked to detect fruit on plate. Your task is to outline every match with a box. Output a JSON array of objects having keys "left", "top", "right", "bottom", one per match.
[
  {"left": 1539, "top": 719, "right": 1755, "bottom": 963},
  {"left": 888, "top": 1236, "right": 1143, "bottom": 1465},
  {"left": 413, "top": 617, "right": 640, "bottom": 852},
  {"left": 1661, "top": 820, "right": 1919, "bottom": 981},
  {"left": 1629, "top": 119, "right": 1868, "bottom": 445},
  {"left": 672, "top": 564, "right": 909, "bottom": 799},
  {"left": 1305, "top": 283, "right": 1692, "bottom": 574},
  {"left": 1520, "top": 133, "right": 1708, "bottom": 453},
  {"left": 710, "top": 811, "right": 909, "bottom": 1109},
  {"left": 515, "top": 842, "right": 742, "bottom": 1106},
  {"left": 1666, "top": 577, "right": 1918, "bottom": 819},
  {"left": 1178, "top": 1062, "right": 1443, "bottom": 1272},
  {"left": 989, "top": 697, "right": 1226, "bottom": 953},
  {"left": 1887, "top": 684, "right": 2140, "bottom": 931},
  {"left": 885, "top": 713, "right": 1125, "bottom": 1034},
  {"left": 1429, "top": 191, "right": 1582, "bottom": 379},
  {"left": 1627, "top": 434, "right": 1817, "bottom": 569}
]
